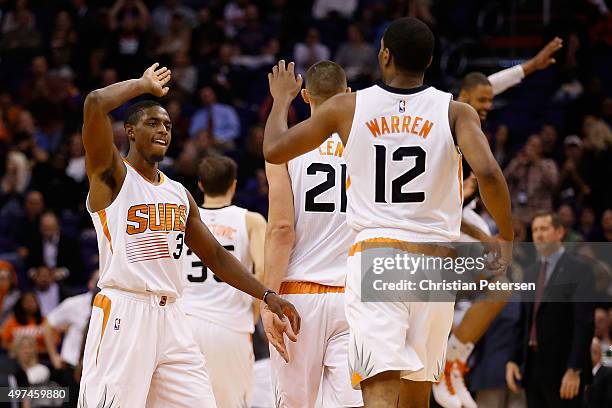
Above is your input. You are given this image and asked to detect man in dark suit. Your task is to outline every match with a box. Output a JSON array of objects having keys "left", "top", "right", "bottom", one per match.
[
  {"left": 27, "top": 211, "right": 85, "bottom": 287},
  {"left": 506, "top": 211, "right": 594, "bottom": 408}
]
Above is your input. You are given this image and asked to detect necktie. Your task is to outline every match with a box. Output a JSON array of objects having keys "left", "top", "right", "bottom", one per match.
[{"left": 528, "top": 260, "right": 547, "bottom": 347}]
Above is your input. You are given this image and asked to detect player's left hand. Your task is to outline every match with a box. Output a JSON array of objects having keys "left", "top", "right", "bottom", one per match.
[
  {"left": 268, "top": 60, "right": 303, "bottom": 103},
  {"left": 261, "top": 295, "right": 300, "bottom": 363},
  {"left": 528, "top": 37, "right": 563, "bottom": 72}
]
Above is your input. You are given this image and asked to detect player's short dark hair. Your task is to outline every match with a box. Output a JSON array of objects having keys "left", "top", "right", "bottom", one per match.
[
  {"left": 198, "top": 155, "right": 238, "bottom": 197},
  {"left": 382, "top": 17, "right": 434, "bottom": 72},
  {"left": 532, "top": 210, "right": 563, "bottom": 229},
  {"left": 124, "top": 100, "right": 163, "bottom": 125},
  {"left": 305, "top": 61, "right": 347, "bottom": 102},
  {"left": 460, "top": 72, "right": 491, "bottom": 92}
]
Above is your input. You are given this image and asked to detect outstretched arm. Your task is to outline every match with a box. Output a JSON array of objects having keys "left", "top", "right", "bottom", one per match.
[
  {"left": 453, "top": 101, "right": 513, "bottom": 241},
  {"left": 246, "top": 210, "right": 267, "bottom": 323},
  {"left": 489, "top": 37, "right": 562, "bottom": 95},
  {"left": 84, "top": 63, "right": 171, "bottom": 211},
  {"left": 263, "top": 60, "right": 354, "bottom": 164},
  {"left": 264, "top": 162, "right": 296, "bottom": 292}
]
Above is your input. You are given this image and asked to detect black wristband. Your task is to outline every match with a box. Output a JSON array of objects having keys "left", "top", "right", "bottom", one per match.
[{"left": 263, "top": 289, "right": 276, "bottom": 304}]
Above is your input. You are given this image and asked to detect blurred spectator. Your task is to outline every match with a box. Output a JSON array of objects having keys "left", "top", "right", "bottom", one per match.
[
  {"left": 0, "top": 261, "right": 20, "bottom": 325},
  {"left": 237, "top": 5, "right": 270, "bottom": 56},
  {"left": 335, "top": 24, "right": 377, "bottom": 87},
  {"left": 223, "top": 0, "right": 250, "bottom": 38},
  {"left": 170, "top": 51, "right": 197, "bottom": 95},
  {"left": 558, "top": 135, "right": 591, "bottom": 206},
  {"left": 9, "top": 335, "right": 51, "bottom": 387},
  {"left": 189, "top": 86, "right": 240, "bottom": 150},
  {"left": 506, "top": 212, "right": 594, "bottom": 408},
  {"left": 66, "top": 133, "right": 86, "bottom": 184},
  {"left": 1, "top": 150, "right": 30, "bottom": 196},
  {"left": 0, "top": 3, "right": 41, "bottom": 51},
  {"left": 557, "top": 204, "right": 584, "bottom": 242},
  {"left": 27, "top": 212, "right": 84, "bottom": 288},
  {"left": 594, "top": 308, "right": 611, "bottom": 351},
  {"left": 154, "top": 13, "right": 191, "bottom": 58},
  {"left": 1, "top": 0, "right": 36, "bottom": 34},
  {"left": 191, "top": 6, "right": 225, "bottom": 60},
  {"left": 601, "top": 209, "right": 612, "bottom": 242},
  {"left": 294, "top": 28, "right": 331, "bottom": 75},
  {"left": 29, "top": 265, "right": 71, "bottom": 318},
  {"left": 1, "top": 291, "right": 55, "bottom": 354},
  {"left": 312, "top": 0, "right": 358, "bottom": 19},
  {"left": 15, "top": 191, "right": 45, "bottom": 256},
  {"left": 108, "top": 0, "right": 150, "bottom": 32},
  {"left": 579, "top": 207, "right": 600, "bottom": 240},
  {"left": 492, "top": 124, "right": 510, "bottom": 167},
  {"left": 151, "top": 0, "right": 197, "bottom": 37},
  {"left": 109, "top": 10, "right": 148, "bottom": 79},
  {"left": 43, "top": 271, "right": 98, "bottom": 370},
  {"left": 585, "top": 337, "right": 612, "bottom": 408},
  {"left": 236, "top": 124, "right": 265, "bottom": 188},
  {"left": 202, "top": 41, "right": 244, "bottom": 103},
  {"left": 539, "top": 124, "right": 562, "bottom": 163},
  {"left": 50, "top": 10, "right": 79, "bottom": 70},
  {"left": 504, "top": 135, "right": 559, "bottom": 225}
]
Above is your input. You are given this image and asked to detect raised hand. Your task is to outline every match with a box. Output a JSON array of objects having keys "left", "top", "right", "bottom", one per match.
[
  {"left": 140, "top": 63, "right": 171, "bottom": 97},
  {"left": 268, "top": 60, "right": 303, "bottom": 103},
  {"left": 523, "top": 37, "right": 563, "bottom": 75}
]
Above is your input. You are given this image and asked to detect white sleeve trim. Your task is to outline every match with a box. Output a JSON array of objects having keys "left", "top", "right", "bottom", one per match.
[{"left": 488, "top": 65, "right": 525, "bottom": 96}]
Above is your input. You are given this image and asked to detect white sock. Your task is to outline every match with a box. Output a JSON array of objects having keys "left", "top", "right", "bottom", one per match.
[{"left": 446, "top": 334, "right": 474, "bottom": 363}]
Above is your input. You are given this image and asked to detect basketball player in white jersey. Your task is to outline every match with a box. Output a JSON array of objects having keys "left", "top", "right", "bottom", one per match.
[
  {"left": 435, "top": 40, "right": 563, "bottom": 404},
  {"left": 265, "top": 61, "right": 363, "bottom": 407},
  {"left": 79, "top": 63, "right": 299, "bottom": 407},
  {"left": 180, "top": 155, "right": 266, "bottom": 407},
  {"left": 263, "top": 18, "right": 514, "bottom": 408}
]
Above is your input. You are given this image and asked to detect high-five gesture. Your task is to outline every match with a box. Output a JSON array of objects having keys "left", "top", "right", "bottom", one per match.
[
  {"left": 140, "top": 63, "right": 171, "bottom": 97},
  {"left": 268, "top": 60, "right": 303, "bottom": 103},
  {"left": 522, "top": 37, "right": 563, "bottom": 75}
]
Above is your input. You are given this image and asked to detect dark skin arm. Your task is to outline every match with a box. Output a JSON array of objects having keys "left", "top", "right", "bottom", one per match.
[
  {"left": 184, "top": 191, "right": 300, "bottom": 361},
  {"left": 84, "top": 63, "right": 171, "bottom": 212},
  {"left": 263, "top": 60, "right": 354, "bottom": 163},
  {"left": 451, "top": 101, "right": 514, "bottom": 271}
]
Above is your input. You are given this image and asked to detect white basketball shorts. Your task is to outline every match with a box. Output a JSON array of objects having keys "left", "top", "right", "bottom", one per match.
[
  {"left": 78, "top": 288, "right": 216, "bottom": 407},
  {"left": 270, "top": 281, "right": 363, "bottom": 408}
]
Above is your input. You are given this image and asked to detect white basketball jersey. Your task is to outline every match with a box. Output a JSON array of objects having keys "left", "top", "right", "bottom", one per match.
[
  {"left": 88, "top": 162, "right": 189, "bottom": 298},
  {"left": 286, "top": 133, "right": 356, "bottom": 286},
  {"left": 180, "top": 205, "right": 254, "bottom": 333},
  {"left": 343, "top": 84, "right": 463, "bottom": 243}
]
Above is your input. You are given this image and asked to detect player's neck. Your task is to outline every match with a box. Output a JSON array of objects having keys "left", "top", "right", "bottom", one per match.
[
  {"left": 125, "top": 152, "right": 160, "bottom": 183},
  {"left": 384, "top": 72, "right": 424, "bottom": 90},
  {"left": 203, "top": 194, "right": 232, "bottom": 208}
]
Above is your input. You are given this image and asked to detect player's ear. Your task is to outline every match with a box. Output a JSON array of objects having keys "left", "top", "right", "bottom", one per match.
[
  {"left": 458, "top": 89, "right": 469, "bottom": 101},
  {"left": 426, "top": 55, "right": 433, "bottom": 69},
  {"left": 345, "top": 87, "right": 351, "bottom": 94},
  {"left": 125, "top": 123, "right": 136, "bottom": 142},
  {"left": 197, "top": 181, "right": 204, "bottom": 193},
  {"left": 301, "top": 89, "right": 310, "bottom": 104}
]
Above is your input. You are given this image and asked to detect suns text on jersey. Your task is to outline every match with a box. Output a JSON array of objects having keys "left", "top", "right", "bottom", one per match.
[
  {"left": 365, "top": 115, "right": 434, "bottom": 139},
  {"left": 126, "top": 203, "right": 187, "bottom": 235}
]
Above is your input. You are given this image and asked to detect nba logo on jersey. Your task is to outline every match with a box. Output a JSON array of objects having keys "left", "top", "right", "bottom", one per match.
[
  {"left": 399, "top": 100, "right": 406, "bottom": 113},
  {"left": 114, "top": 318, "right": 121, "bottom": 330}
]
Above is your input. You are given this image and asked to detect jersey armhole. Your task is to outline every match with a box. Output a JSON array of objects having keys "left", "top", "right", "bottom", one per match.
[{"left": 341, "top": 92, "right": 360, "bottom": 159}]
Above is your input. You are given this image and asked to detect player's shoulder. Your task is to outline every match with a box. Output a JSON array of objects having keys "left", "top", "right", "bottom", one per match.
[
  {"left": 245, "top": 210, "right": 266, "bottom": 229},
  {"left": 448, "top": 100, "right": 479, "bottom": 126}
]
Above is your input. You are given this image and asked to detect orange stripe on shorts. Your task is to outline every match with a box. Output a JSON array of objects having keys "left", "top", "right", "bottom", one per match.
[{"left": 93, "top": 293, "right": 111, "bottom": 365}]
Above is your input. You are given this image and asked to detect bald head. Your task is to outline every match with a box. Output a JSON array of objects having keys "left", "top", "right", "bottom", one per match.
[{"left": 304, "top": 61, "right": 347, "bottom": 104}]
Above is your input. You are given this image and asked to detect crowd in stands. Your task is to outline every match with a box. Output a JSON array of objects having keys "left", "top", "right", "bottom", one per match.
[{"left": 0, "top": 0, "right": 610, "bottom": 406}]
